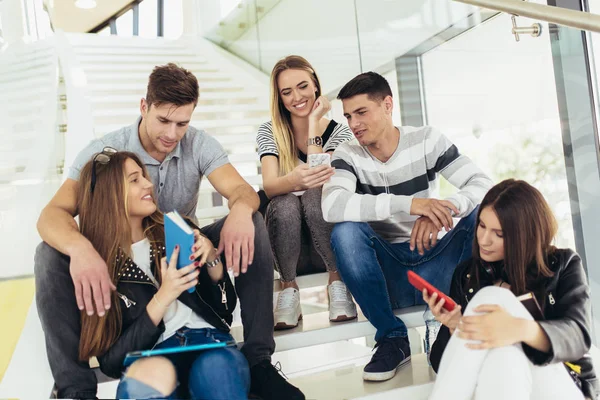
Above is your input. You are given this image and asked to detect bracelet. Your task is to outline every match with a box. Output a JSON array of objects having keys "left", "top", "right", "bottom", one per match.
[
  {"left": 205, "top": 257, "right": 221, "bottom": 269},
  {"left": 153, "top": 294, "right": 167, "bottom": 308}
]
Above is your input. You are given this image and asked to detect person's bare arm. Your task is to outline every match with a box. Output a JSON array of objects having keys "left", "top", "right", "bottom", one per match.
[
  {"left": 207, "top": 164, "right": 258, "bottom": 277},
  {"left": 37, "top": 178, "right": 115, "bottom": 316}
]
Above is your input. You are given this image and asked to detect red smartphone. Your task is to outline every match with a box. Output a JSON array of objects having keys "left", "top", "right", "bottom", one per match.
[{"left": 407, "top": 270, "right": 457, "bottom": 312}]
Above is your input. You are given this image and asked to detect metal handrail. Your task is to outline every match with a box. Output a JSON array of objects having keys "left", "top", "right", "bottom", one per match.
[{"left": 454, "top": 0, "right": 600, "bottom": 33}]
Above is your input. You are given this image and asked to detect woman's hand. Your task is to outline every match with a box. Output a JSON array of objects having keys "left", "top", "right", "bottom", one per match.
[
  {"left": 309, "top": 96, "right": 331, "bottom": 122},
  {"left": 156, "top": 246, "right": 199, "bottom": 306},
  {"left": 423, "top": 289, "right": 462, "bottom": 334},
  {"left": 457, "top": 304, "right": 524, "bottom": 349},
  {"left": 190, "top": 230, "right": 217, "bottom": 266},
  {"left": 289, "top": 164, "right": 335, "bottom": 190}
]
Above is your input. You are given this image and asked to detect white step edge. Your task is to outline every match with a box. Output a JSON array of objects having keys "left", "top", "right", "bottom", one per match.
[
  {"left": 95, "top": 119, "right": 264, "bottom": 133},
  {"left": 86, "top": 81, "right": 250, "bottom": 91},
  {"left": 290, "top": 353, "right": 434, "bottom": 400},
  {"left": 75, "top": 47, "right": 195, "bottom": 56},
  {"left": 89, "top": 91, "right": 265, "bottom": 102},
  {"left": 85, "top": 71, "right": 234, "bottom": 81},
  {"left": 82, "top": 64, "right": 219, "bottom": 72},
  {"left": 273, "top": 272, "right": 330, "bottom": 293},
  {"left": 91, "top": 104, "right": 268, "bottom": 117},
  {"left": 230, "top": 306, "right": 427, "bottom": 353},
  {"left": 76, "top": 54, "right": 207, "bottom": 63}
]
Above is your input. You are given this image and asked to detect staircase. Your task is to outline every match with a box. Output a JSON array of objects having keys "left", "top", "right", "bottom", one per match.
[{"left": 64, "top": 33, "right": 268, "bottom": 226}]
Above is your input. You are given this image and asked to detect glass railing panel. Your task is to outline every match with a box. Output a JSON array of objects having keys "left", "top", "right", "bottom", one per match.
[
  {"left": 421, "top": 13, "right": 576, "bottom": 248},
  {"left": 355, "top": 0, "right": 481, "bottom": 72},
  {"left": 205, "top": 0, "right": 263, "bottom": 68},
  {"left": 253, "top": 0, "right": 362, "bottom": 94}
]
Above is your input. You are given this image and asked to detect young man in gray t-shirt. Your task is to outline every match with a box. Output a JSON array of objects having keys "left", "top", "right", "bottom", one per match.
[{"left": 35, "top": 63, "right": 305, "bottom": 400}]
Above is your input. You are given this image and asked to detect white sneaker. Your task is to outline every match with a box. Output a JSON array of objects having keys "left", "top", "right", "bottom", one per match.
[
  {"left": 274, "top": 287, "right": 302, "bottom": 330},
  {"left": 328, "top": 281, "right": 358, "bottom": 322}
]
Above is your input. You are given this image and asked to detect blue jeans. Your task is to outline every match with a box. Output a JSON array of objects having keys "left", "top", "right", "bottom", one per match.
[
  {"left": 116, "top": 328, "right": 250, "bottom": 400},
  {"left": 331, "top": 207, "right": 478, "bottom": 342}
]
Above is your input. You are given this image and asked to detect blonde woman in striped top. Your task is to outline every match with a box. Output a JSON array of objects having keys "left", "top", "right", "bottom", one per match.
[{"left": 256, "top": 55, "right": 357, "bottom": 329}]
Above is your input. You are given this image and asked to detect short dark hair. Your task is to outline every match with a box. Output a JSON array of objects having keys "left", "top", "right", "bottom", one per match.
[
  {"left": 146, "top": 63, "right": 199, "bottom": 108},
  {"left": 337, "top": 72, "right": 392, "bottom": 102}
]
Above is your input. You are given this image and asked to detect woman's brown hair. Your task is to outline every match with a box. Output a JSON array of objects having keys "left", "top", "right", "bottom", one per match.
[
  {"left": 269, "top": 55, "right": 322, "bottom": 175},
  {"left": 77, "top": 151, "right": 164, "bottom": 361},
  {"left": 473, "top": 179, "right": 556, "bottom": 295}
]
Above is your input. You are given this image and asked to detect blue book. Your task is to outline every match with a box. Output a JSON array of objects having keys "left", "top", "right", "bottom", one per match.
[{"left": 164, "top": 210, "right": 196, "bottom": 293}]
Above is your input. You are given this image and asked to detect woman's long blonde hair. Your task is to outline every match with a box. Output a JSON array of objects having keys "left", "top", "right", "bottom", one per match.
[
  {"left": 77, "top": 151, "right": 164, "bottom": 361},
  {"left": 269, "top": 55, "right": 322, "bottom": 175}
]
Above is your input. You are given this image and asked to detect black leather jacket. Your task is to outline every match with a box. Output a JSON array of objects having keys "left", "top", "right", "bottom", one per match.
[
  {"left": 97, "top": 242, "right": 237, "bottom": 379},
  {"left": 430, "top": 249, "right": 598, "bottom": 399}
]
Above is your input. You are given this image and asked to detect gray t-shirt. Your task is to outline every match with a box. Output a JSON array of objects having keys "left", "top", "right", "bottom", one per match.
[{"left": 68, "top": 117, "right": 229, "bottom": 220}]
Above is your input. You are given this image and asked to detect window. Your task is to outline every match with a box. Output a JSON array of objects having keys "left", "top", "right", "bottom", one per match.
[
  {"left": 116, "top": 9, "right": 134, "bottom": 37},
  {"left": 421, "top": 14, "right": 576, "bottom": 249}
]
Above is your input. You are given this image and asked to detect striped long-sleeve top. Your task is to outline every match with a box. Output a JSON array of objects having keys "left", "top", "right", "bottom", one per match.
[{"left": 322, "top": 126, "right": 493, "bottom": 243}]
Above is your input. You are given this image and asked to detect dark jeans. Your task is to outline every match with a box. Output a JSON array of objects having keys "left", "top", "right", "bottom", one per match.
[
  {"left": 265, "top": 188, "right": 336, "bottom": 282},
  {"left": 34, "top": 212, "right": 275, "bottom": 399},
  {"left": 330, "top": 207, "right": 478, "bottom": 342},
  {"left": 116, "top": 328, "right": 250, "bottom": 400}
]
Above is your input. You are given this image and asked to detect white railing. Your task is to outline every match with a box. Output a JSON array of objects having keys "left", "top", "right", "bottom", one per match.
[{"left": 454, "top": 0, "right": 600, "bottom": 33}]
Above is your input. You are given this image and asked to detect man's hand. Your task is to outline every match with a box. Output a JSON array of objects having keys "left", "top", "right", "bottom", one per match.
[
  {"left": 69, "top": 243, "right": 116, "bottom": 316},
  {"left": 410, "top": 216, "right": 441, "bottom": 255},
  {"left": 410, "top": 198, "right": 460, "bottom": 232},
  {"left": 217, "top": 205, "right": 255, "bottom": 277}
]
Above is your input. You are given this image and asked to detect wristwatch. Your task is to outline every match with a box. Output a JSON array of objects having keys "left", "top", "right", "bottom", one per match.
[{"left": 307, "top": 136, "right": 323, "bottom": 147}]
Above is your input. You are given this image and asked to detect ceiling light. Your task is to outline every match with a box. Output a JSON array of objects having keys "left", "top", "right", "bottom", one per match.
[{"left": 75, "top": 0, "right": 97, "bottom": 9}]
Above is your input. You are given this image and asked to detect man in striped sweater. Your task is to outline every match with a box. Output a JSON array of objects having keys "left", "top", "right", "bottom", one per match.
[{"left": 322, "top": 72, "right": 493, "bottom": 382}]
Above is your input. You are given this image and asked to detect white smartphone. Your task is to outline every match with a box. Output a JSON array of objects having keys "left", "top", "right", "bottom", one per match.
[{"left": 308, "top": 153, "right": 331, "bottom": 168}]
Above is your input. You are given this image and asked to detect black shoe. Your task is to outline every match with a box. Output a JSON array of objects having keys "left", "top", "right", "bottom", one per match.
[
  {"left": 363, "top": 335, "right": 411, "bottom": 381},
  {"left": 249, "top": 360, "right": 305, "bottom": 400}
]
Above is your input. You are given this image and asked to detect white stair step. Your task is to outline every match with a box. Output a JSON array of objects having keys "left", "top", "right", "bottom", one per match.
[
  {"left": 91, "top": 104, "right": 268, "bottom": 118},
  {"left": 87, "top": 81, "right": 248, "bottom": 92},
  {"left": 273, "top": 272, "right": 329, "bottom": 293},
  {"left": 0, "top": 63, "right": 56, "bottom": 82},
  {"left": 228, "top": 152, "right": 259, "bottom": 163},
  {"left": 0, "top": 76, "right": 55, "bottom": 91},
  {"left": 0, "top": 60, "right": 56, "bottom": 76},
  {"left": 89, "top": 92, "right": 264, "bottom": 104},
  {"left": 290, "top": 353, "right": 434, "bottom": 400},
  {"left": 75, "top": 47, "right": 193, "bottom": 56},
  {"left": 76, "top": 54, "right": 207, "bottom": 64},
  {"left": 200, "top": 174, "right": 262, "bottom": 194},
  {"left": 85, "top": 71, "right": 234, "bottom": 82},
  {"left": 230, "top": 306, "right": 427, "bottom": 353},
  {"left": 95, "top": 118, "right": 264, "bottom": 135},
  {"left": 83, "top": 63, "right": 219, "bottom": 73},
  {"left": 195, "top": 205, "right": 230, "bottom": 220}
]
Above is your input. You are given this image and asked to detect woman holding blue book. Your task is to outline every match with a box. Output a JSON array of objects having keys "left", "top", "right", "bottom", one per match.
[{"left": 76, "top": 148, "right": 249, "bottom": 399}]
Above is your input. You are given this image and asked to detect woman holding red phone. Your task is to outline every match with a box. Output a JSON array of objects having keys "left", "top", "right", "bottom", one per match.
[
  {"left": 256, "top": 55, "right": 357, "bottom": 329},
  {"left": 425, "top": 179, "right": 597, "bottom": 400}
]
